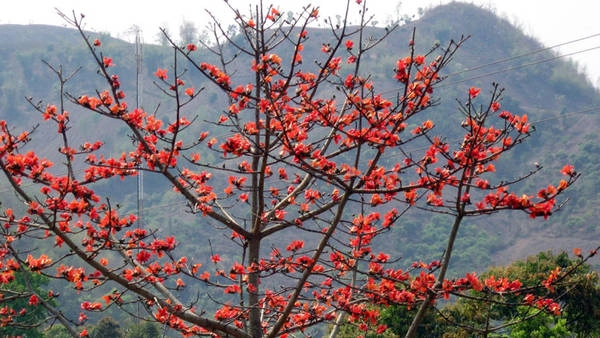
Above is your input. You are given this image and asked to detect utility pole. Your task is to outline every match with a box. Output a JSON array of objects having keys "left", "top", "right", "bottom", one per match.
[
  {"left": 134, "top": 26, "right": 144, "bottom": 233},
  {"left": 133, "top": 25, "right": 144, "bottom": 325}
]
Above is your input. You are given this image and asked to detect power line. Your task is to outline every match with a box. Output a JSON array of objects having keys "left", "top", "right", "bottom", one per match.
[
  {"left": 439, "top": 45, "right": 600, "bottom": 87},
  {"left": 444, "top": 32, "right": 600, "bottom": 78}
]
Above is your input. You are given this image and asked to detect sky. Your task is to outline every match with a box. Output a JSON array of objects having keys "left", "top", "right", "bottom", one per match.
[{"left": 2, "top": 0, "right": 600, "bottom": 85}]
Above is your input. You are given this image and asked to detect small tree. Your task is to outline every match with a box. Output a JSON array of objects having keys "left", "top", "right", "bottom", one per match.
[
  {"left": 155, "top": 25, "right": 171, "bottom": 47},
  {"left": 91, "top": 317, "right": 123, "bottom": 338},
  {"left": 0, "top": 1, "right": 587, "bottom": 337},
  {"left": 125, "top": 321, "right": 161, "bottom": 338},
  {"left": 509, "top": 310, "right": 571, "bottom": 338},
  {"left": 178, "top": 20, "right": 198, "bottom": 45}
]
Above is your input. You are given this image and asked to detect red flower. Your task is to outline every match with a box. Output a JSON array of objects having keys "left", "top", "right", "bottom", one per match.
[
  {"left": 28, "top": 294, "right": 39, "bottom": 306},
  {"left": 136, "top": 250, "right": 152, "bottom": 263},
  {"left": 469, "top": 86, "right": 481, "bottom": 99},
  {"left": 154, "top": 68, "right": 168, "bottom": 80},
  {"left": 224, "top": 284, "right": 241, "bottom": 294},
  {"left": 207, "top": 137, "right": 217, "bottom": 148},
  {"left": 274, "top": 209, "right": 286, "bottom": 220},
  {"left": 524, "top": 293, "right": 535, "bottom": 305},
  {"left": 267, "top": 8, "right": 280, "bottom": 21},
  {"left": 102, "top": 57, "right": 114, "bottom": 67},
  {"left": 93, "top": 39, "right": 101, "bottom": 47},
  {"left": 345, "top": 40, "right": 354, "bottom": 49},
  {"left": 375, "top": 252, "right": 390, "bottom": 262},
  {"left": 560, "top": 164, "right": 575, "bottom": 176},
  {"left": 286, "top": 240, "right": 304, "bottom": 251},
  {"left": 186, "top": 43, "right": 197, "bottom": 52},
  {"left": 26, "top": 254, "right": 52, "bottom": 271},
  {"left": 370, "top": 194, "right": 383, "bottom": 206},
  {"left": 491, "top": 101, "right": 501, "bottom": 112},
  {"left": 80, "top": 301, "right": 102, "bottom": 311},
  {"left": 185, "top": 87, "right": 194, "bottom": 97},
  {"left": 278, "top": 167, "right": 288, "bottom": 180}
]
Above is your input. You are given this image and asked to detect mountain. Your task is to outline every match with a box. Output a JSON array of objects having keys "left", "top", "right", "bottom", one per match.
[
  {"left": 410, "top": 3, "right": 600, "bottom": 265},
  {"left": 0, "top": 2, "right": 598, "bottom": 275}
]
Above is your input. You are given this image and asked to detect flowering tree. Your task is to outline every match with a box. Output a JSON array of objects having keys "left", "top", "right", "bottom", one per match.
[{"left": 0, "top": 1, "right": 587, "bottom": 337}]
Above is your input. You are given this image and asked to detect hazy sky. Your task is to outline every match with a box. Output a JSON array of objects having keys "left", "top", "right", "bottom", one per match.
[{"left": 3, "top": 0, "right": 600, "bottom": 84}]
